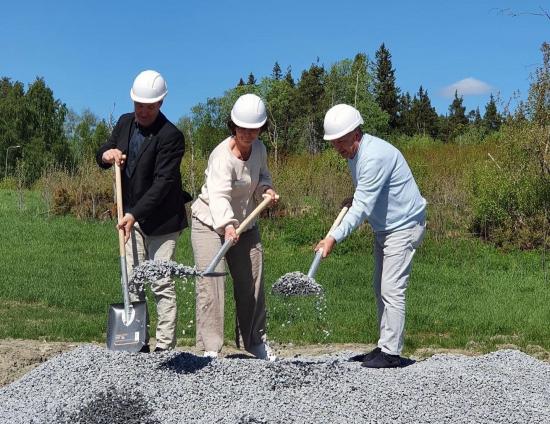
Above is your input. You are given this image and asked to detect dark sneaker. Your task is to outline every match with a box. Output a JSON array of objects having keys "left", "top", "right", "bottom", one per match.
[
  {"left": 139, "top": 344, "right": 150, "bottom": 353},
  {"left": 154, "top": 347, "right": 167, "bottom": 353},
  {"left": 349, "top": 347, "right": 381, "bottom": 362},
  {"left": 361, "top": 351, "right": 401, "bottom": 368}
]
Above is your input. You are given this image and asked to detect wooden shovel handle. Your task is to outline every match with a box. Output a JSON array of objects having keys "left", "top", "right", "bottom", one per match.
[
  {"left": 235, "top": 193, "right": 275, "bottom": 236},
  {"left": 114, "top": 164, "right": 126, "bottom": 258},
  {"left": 325, "top": 206, "right": 349, "bottom": 238}
]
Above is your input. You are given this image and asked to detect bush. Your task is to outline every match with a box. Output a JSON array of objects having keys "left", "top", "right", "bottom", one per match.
[
  {"left": 36, "top": 160, "right": 113, "bottom": 219},
  {"left": 470, "top": 124, "right": 550, "bottom": 249}
]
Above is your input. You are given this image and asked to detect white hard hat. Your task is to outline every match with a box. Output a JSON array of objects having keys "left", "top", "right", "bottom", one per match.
[
  {"left": 323, "top": 104, "right": 364, "bottom": 140},
  {"left": 130, "top": 70, "right": 168, "bottom": 103},
  {"left": 230, "top": 94, "right": 267, "bottom": 128}
]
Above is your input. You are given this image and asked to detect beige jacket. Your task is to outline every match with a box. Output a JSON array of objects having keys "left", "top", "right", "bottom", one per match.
[{"left": 191, "top": 137, "right": 273, "bottom": 234}]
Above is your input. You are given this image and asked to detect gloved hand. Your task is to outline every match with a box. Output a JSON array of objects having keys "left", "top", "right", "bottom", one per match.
[{"left": 341, "top": 197, "right": 353, "bottom": 209}]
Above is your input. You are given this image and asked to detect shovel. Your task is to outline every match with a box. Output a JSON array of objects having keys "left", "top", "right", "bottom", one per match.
[
  {"left": 106, "top": 163, "right": 147, "bottom": 352},
  {"left": 306, "top": 205, "right": 349, "bottom": 279},
  {"left": 202, "top": 193, "right": 276, "bottom": 276}
]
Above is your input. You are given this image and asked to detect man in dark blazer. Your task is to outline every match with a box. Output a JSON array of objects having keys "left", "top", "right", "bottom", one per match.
[{"left": 96, "top": 70, "right": 191, "bottom": 352}]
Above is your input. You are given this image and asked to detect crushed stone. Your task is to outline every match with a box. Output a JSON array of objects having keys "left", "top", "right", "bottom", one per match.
[
  {"left": 1, "top": 346, "right": 548, "bottom": 423},
  {"left": 272, "top": 272, "right": 323, "bottom": 296}
]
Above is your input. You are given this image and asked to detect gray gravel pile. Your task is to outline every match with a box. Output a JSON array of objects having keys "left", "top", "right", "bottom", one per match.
[
  {"left": 129, "top": 260, "right": 198, "bottom": 293},
  {"left": 272, "top": 271, "right": 323, "bottom": 296},
  {"left": 1, "top": 346, "right": 549, "bottom": 423}
]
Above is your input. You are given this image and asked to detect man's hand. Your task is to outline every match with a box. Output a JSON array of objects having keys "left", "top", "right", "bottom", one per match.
[
  {"left": 117, "top": 213, "right": 136, "bottom": 243},
  {"left": 225, "top": 224, "right": 239, "bottom": 245},
  {"left": 314, "top": 236, "right": 336, "bottom": 258},
  {"left": 341, "top": 197, "right": 353, "bottom": 209},
  {"left": 102, "top": 149, "right": 127, "bottom": 166}
]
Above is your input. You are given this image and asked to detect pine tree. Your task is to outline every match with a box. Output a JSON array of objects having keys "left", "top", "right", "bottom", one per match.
[
  {"left": 397, "top": 92, "right": 412, "bottom": 135},
  {"left": 448, "top": 90, "right": 468, "bottom": 139},
  {"left": 272, "top": 62, "right": 282, "bottom": 80},
  {"left": 483, "top": 94, "right": 501, "bottom": 131},
  {"left": 247, "top": 72, "right": 256, "bottom": 85},
  {"left": 374, "top": 43, "right": 399, "bottom": 130},
  {"left": 237, "top": 78, "right": 245, "bottom": 87},
  {"left": 285, "top": 66, "right": 295, "bottom": 87},
  {"left": 409, "top": 86, "right": 438, "bottom": 137}
]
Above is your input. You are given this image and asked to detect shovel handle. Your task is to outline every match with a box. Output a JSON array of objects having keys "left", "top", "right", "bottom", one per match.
[
  {"left": 325, "top": 206, "right": 349, "bottom": 238},
  {"left": 202, "top": 193, "right": 276, "bottom": 276},
  {"left": 115, "top": 164, "right": 126, "bottom": 258},
  {"left": 115, "top": 164, "right": 131, "bottom": 323},
  {"left": 308, "top": 206, "right": 350, "bottom": 280},
  {"left": 236, "top": 193, "right": 274, "bottom": 236}
]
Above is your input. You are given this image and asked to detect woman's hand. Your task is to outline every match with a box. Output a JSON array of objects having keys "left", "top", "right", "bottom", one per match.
[
  {"left": 264, "top": 188, "right": 279, "bottom": 205},
  {"left": 225, "top": 225, "right": 239, "bottom": 245}
]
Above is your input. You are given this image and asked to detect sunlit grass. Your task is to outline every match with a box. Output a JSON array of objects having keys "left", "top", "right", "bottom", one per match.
[{"left": 1, "top": 190, "right": 548, "bottom": 357}]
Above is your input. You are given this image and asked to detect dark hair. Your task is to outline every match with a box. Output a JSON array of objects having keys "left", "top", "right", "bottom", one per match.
[{"left": 227, "top": 119, "right": 269, "bottom": 136}]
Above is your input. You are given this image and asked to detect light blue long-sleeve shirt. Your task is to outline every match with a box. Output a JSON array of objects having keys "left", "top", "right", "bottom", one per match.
[{"left": 330, "top": 134, "right": 426, "bottom": 242}]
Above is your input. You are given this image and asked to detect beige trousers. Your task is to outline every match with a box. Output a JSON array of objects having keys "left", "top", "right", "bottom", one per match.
[
  {"left": 191, "top": 216, "right": 267, "bottom": 353},
  {"left": 126, "top": 223, "right": 181, "bottom": 350}
]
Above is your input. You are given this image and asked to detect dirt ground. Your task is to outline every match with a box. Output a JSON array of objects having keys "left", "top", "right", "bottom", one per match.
[{"left": 1, "top": 339, "right": 548, "bottom": 388}]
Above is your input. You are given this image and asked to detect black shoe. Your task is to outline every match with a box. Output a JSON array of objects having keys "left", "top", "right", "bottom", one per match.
[
  {"left": 154, "top": 347, "right": 167, "bottom": 352},
  {"left": 361, "top": 351, "right": 401, "bottom": 368},
  {"left": 349, "top": 347, "right": 381, "bottom": 362},
  {"left": 139, "top": 344, "right": 150, "bottom": 353}
]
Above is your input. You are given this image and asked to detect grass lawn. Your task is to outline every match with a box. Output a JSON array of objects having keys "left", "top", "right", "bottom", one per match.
[{"left": 1, "top": 189, "right": 548, "bottom": 357}]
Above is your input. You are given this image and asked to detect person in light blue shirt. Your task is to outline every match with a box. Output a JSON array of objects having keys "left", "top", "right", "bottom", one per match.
[{"left": 315, "top": 104, "right": 426, "bottom": 368}]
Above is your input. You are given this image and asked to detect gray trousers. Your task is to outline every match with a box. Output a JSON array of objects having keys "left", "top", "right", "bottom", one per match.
[
  {"left": 373, "top": 221, "right": 426, "bottom": 355},
  {"left": 191, "top": 216, "right": 267, "bottom": 353},
  {"left": 126, "top": 223, "right": 181, "bottom": 350}
]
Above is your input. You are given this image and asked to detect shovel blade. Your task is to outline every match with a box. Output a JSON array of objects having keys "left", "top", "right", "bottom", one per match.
[{"left": 106, "top": 301, "right": 147, "bottom": 352}]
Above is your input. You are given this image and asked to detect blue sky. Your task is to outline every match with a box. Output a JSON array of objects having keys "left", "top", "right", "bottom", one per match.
[{"left": 2, "top": 1, "right": 548, "bottom": 124}]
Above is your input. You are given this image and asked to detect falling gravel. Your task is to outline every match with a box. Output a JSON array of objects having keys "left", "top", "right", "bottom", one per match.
[
  {"left": 1, "top": 346, "right": 549, "bottom": 423},
  {"left": 272, "top": 271, "right": 323, "bottom": 296},
  {"left": 128, "top": 260, "right": 198, "bottom": 293}
]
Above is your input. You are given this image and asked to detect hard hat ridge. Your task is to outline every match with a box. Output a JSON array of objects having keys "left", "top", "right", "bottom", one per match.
[
  {"left": 230, "top": 94, "right": 267, "bottom": 129},
  {"left": 323, "top": 104, "right": 364, "bottom": 140},
  {"left": 130, "top": 70, "right": 168, "bottom": 104}
]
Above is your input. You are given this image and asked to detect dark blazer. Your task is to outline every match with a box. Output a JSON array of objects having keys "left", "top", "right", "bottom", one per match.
[{"left": 96, "top": 112, "right": 192, "bottom": 236}]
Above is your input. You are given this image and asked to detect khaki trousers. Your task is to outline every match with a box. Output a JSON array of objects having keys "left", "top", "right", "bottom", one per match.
[
  {"left": 191, "top": 216, "right": 267, "bottom": 353},
  {"left": 373, "top": 221, "right": 426, "bottom": 355},
  {"left": 126, "top": 223, "right": 181, "bottom": 350}
]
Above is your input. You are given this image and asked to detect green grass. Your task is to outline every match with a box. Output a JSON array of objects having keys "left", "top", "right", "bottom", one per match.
[{"left": 1, "top": 190, "right": 548, "bottom": 357}]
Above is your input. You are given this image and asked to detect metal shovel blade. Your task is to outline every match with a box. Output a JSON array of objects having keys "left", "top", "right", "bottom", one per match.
[{"left": 106, "top": 301, "right": 148, "bottom": 352}]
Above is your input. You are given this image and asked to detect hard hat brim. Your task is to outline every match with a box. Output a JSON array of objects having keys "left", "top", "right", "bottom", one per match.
[
  {"left": 323, "top": 122, "right": 362, "bottom": 141},
  {"left": 130, "top": 89, "right": 168, "bottom": 104},
  {"left": 230, "top": 111, "right": 267, "bottom": 129}
]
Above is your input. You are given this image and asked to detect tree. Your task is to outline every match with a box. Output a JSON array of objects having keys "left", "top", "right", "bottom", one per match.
[
  {"left": 409, "top": 86, "right": 438, "bottom": 138},
  {"left": 237, "top": 78, "right": 245, "bottom": 87},
  {"left": 396, "top": 92, "right": 412, "bottom": 135},
  {"left": 374, "top": 43, "right": 400, "bottom": 130},
  {"left": 324, "top": 54, "right": 388, "bottom": 137},
  {"left": 295, "top": 62, "right": 327, "bottom": 153},
  {"left": 0, "top": 77, "right": 70, "bottom": 183},
  {"left": 468, "top": 107, "right": 483, "bottom": 126},
  {"left": 258, "top": 77, "right": 297, "bottom": 162},
  {"left": 447, "top": 90, "right": 468, "bottom": 139},
  {"left": 284, "top": 66, "right": 295, "bottom": 88},
  {"left": 483, "top": 94, "right": 502, "bottom": 131},
  {"left": 272, "top": 62, "right": 282, "bottom": 80},
  {"left": 247, "top": 72, "right": 257, "bottom": 85}
]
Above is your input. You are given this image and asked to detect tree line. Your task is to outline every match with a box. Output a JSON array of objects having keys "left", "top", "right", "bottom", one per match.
[{"left": 0, "top": 44, "right": 509, "bottom": 184}]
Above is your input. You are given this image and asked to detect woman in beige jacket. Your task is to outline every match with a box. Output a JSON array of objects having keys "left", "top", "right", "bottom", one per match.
[{"left": 190, "top": 94, "right": 278, "bottom": 360}]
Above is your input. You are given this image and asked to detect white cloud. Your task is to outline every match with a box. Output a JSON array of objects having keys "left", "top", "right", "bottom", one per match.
[{"left": 440, "top": 77, "right": 493, "bottom": 98}]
